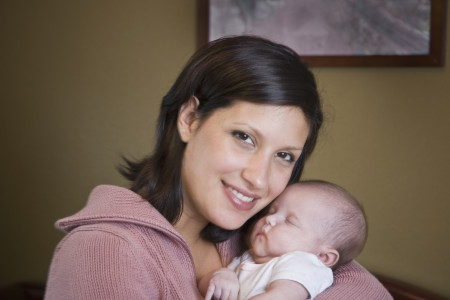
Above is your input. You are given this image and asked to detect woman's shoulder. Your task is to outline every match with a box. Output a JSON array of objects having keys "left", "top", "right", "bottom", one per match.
[
  {"left": 47, "top": 222, "right": 200, "bottom": 299},
  {"left": 315, "top": 260, "right": 393, "bottom": 300},
  {"left": 56, "top": 185, "right": 178, "bottom": 234},
  {"left": 46, "top": 185, "right": 201, "bottom": 299},
  {"left": 51, "top": 184, "right": 195, "bottom": 278}
]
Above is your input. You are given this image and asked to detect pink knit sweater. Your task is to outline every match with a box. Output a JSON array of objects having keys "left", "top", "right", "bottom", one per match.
[{"left": 45, "top": 185, "right": 392, "bottom": 299}]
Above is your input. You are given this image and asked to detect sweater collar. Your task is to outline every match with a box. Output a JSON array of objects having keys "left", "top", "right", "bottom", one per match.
[{"left": 56, "top": 185, "right": 181, "bottom": 239}]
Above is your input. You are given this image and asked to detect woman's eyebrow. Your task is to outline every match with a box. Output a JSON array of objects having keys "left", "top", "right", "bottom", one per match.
[{"left": 283, "top": 146, "right": 304, "bottom": 152}]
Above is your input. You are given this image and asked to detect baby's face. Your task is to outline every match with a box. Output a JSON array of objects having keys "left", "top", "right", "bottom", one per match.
[{"left": 249, "top": 184, "right": 333, "bottom": 264}]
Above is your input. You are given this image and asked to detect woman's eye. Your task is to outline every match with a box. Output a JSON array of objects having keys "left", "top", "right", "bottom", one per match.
[
  {"left": 276, "top": 152, "right": 295, "bottom": 163},
  {"left": 232, "top": 131, "right": 254, "bottom": 145}
]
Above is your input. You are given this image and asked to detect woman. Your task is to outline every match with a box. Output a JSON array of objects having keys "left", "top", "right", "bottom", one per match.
[{"left": 45, "top": 36, "right": 391, "bottom": 299}]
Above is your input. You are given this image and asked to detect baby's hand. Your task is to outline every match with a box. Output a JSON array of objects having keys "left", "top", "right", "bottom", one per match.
[{"left": 204, "top": 268, "right": 239, "bottom": 300}]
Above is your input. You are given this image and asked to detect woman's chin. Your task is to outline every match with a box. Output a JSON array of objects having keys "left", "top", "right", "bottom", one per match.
[{"left": 212, "top": 218, "right": 247, "bottom": 231}]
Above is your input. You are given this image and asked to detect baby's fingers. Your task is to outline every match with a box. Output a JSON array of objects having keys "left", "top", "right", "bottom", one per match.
[
  {"left": 205, "top": 284, "right": 225, "bottom": 300},
  {"left": 230, "top": 288, "right": 239, "bottom": 300},
  {"left": 205, "top": 284, "right": 215, "bottom": 300},
  {"left": 221, "top": 289, "right": 231, "bottom": 300},
  {"left": 219, "top": 287, "right": 238, "bottom": 300}
]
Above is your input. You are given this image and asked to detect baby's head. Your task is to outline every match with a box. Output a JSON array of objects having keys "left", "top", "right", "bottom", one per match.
[{"left": 249, "top": 180, "right": 367, "bottom": 269}]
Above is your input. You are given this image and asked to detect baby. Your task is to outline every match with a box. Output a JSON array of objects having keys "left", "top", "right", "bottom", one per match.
[{"left": 199, "top": 180, "right": 368, "bottom": 300}]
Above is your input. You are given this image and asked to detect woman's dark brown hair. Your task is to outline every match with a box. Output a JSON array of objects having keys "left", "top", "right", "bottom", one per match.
[{"left": 120, "top": 35, "right": 323, "bottom": 242}]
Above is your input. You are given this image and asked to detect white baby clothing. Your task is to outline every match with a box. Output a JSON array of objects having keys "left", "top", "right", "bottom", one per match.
[{"left": 228, "top": 250, "right": 333, "bottom": 299}]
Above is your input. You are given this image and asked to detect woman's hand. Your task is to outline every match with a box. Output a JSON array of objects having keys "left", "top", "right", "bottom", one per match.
[{"left": 204, "top": 268, "right": 240, "bottom": 300}]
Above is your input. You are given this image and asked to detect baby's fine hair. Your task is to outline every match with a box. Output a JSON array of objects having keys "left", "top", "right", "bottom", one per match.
[{"left": 299, "top": 180, "right": 368, "bottom": 269}]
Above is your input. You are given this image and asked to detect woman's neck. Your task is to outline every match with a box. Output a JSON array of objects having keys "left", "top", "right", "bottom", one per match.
[
  {"left": 175, "top": 212, "right": 222, "bottom": 280},
  {"left": 174, "top": 210, "right": 207, "bottom": 246}
]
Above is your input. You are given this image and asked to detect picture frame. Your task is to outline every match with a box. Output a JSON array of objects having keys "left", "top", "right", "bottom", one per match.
[{"left": 197, "top": 0, "right": 447, "bottom": 67}]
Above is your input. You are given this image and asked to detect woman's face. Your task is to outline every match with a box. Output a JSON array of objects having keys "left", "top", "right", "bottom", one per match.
[{"left": 178, "top": 99, "right": 310, "bottom": 231}]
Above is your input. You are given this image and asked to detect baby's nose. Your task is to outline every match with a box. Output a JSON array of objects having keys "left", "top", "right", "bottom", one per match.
[{"left": 265, "top": 215, "right": 277, "bottom": 226}]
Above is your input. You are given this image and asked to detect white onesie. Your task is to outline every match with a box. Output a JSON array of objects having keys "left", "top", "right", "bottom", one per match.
[{"left": 228, "top": 250, "right": 333, "bottom": 300}]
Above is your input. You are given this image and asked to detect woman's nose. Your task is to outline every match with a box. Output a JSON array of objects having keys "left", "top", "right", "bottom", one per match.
[{"left": 242, "top": 153, "right": 270, "bottom": 190}]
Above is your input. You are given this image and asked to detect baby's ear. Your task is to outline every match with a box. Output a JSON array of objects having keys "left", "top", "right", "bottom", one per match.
[{"left": 318, "top": 246, "right": 339, "bottom": 268}]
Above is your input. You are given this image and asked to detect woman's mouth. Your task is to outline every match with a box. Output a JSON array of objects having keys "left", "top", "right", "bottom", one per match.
[
  {"left": 227, "top": 186, "right": 254, "bottom": 202},
  {"left": 223, "top": 183, "right": 259, "bottom": 211}
]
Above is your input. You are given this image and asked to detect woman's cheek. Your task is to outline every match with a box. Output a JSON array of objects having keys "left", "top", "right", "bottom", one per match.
[
  {"left": 219, "top": 143, "right": 249, "bottom": 170},
  {"left": 265, "top": 172, "right": 291, "bottom": 205}
]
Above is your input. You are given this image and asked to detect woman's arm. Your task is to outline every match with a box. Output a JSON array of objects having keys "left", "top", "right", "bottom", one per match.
[{"left": 315, "top": 261, "right": 393, "bottom": 300}]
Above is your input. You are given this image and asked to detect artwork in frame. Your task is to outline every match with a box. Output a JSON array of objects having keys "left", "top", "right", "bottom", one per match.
[{"left": 197, "top": 0, "right": 447, "bottom": 67}]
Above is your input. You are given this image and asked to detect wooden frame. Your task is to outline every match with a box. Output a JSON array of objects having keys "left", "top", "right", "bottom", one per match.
[{"left": 197, "top": 0, "right": 447, "bottom": 67}]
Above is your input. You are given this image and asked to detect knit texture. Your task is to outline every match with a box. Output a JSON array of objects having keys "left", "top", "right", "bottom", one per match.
[
  {"left": 45, "top": 185, "right": 392, "bottom": 299},
  {"left": 315, "top": 259, "right": 393, "bottom": 300},
  {"left": 45, "top": 185, "right": 202, "bottom": 300}
]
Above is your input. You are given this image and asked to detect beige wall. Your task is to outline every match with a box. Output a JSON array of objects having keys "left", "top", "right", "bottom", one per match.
[{"left": 1, "top": 1, "right": 449, "bottom": 297}]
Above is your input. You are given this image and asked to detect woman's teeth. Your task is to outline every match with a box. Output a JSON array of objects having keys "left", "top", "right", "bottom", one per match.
[{"left": 227, "top": 187, "right": 254, "bottom": 202}]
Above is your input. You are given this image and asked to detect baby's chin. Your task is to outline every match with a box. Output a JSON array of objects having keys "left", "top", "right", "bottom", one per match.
[
  {"left": 250, "top": 252, "right": 275, "bottom": 264},
  {"left": 249, "top": 244, "right": 277, "bottom": 262}
]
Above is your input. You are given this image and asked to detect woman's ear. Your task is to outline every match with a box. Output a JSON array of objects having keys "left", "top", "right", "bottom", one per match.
[
  {"left": 318, "top": 246, "right": 339, "bottom": 268},
  {"left": 178, "top": 96, "right": 200, "bottom": 143}
]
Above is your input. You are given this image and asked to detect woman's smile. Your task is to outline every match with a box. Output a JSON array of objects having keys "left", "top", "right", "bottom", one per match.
[
  {"left": 226, "top": 185, "right": 254, "bottom": 203},
  {"left": 223, "top": 181, "right": 260, "bottom": 211}
]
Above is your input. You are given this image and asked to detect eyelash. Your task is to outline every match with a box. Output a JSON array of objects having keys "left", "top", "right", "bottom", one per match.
[
  {"left": 286, "top": 219, "right": 296, "bottom": 226},
  {"left": 232, "top": 131, "right": 296, "bottom": 163},
  {"left": 277, "top": 152, "right": 295, "bottom": 163},
  {"left": 265, "top": 211, "right": 297, "bottom": 227},
  {"left": 232, "top": 130, "right": 254, "bottom": 145}
]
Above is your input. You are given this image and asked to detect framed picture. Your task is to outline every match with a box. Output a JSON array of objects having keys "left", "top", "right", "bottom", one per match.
[{"left": 197, "top": 0, "right": 447, "bottom": 67}]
